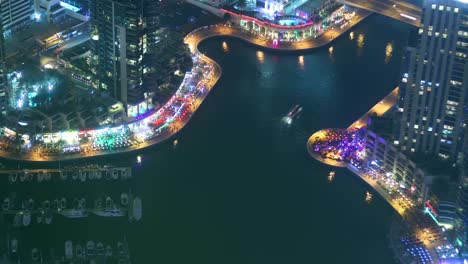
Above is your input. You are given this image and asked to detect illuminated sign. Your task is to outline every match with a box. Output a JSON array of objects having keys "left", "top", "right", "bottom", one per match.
[{"left": 60, "top": 1, "right": 80, "bottom": 12}]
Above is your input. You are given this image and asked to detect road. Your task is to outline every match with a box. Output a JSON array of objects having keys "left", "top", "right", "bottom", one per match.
[{"left": 345, "top": 0, "right": 421, "bottom": 27}]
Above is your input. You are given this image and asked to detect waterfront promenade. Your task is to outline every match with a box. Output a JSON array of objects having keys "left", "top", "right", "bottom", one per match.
[
  {"left": 306, "top": 87, "right": 404, "bottom": 215},
  {"left": 0, "top": 34, "right": 222, "bottom": 162},
  {"left": 0, "top": 6, "right": 375, "bottom": 162},
  {"left": 191, "top": 9, "right": 372, "bottom": 51}
]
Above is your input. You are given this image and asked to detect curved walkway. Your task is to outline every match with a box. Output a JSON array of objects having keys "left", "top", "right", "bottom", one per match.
[
  {"left": 0, "top": 33, "right": 222, "bottom": 161},
  {"left": 190, "top": 9, "right": 371, "bottom": 51},
  {"left": 1, "top": 8, "right": 374, "bottom": 162},
  {"left": 306, "top": 88, "right": 405, "bottom": 215}
]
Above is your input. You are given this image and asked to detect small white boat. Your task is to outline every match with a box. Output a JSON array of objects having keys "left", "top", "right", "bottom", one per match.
[
  {"left": 13, "top": 213, "right": 21, "bottom": 227},
  {"left": 80, "top": 171, "right": 86, "bottom": 182},
  {"left": 61, "top": 209, "right": 88, "bottom": 218},
  {"left": 329, "top": 171, "right": 336, "bottom": 177},
  {"left": 36, "top": 214, "right": 43, "bottom": 224},
  {"left": 22, "top": 211, "right": 31, "bottom": 226},
  {"left": 80, "top": 198, "right": 86, "bottom": 208},
  {"left": 173, "top": 139, "right": 178, "bottom": 146},
  {"left": 96, "top": 242, "right": 105, "bottom": 256},
  {"left": 96, "top": 171, "right": 102, "bottom": 180},
  {"left": 93, "top": 197, "right": 125, "bottom": 217},
  {"left": 60, "top": 171, "right": 67, "bottom": 181},
  {"left": 9, "top": 172, "right": 18, "bottom": 183},
  {"left": 137, "top": 155, "right": 142, "bottom": 164},
  {"left": 112, "top": 170, "right": 119, "bottom": 180},
  {"left": 86, "top": 240, "right": 95, "bottom": 256},
  {"left": 121, "top": 193, "right": 129, "bottom": 206},
  {"left": 65, "top": 240, "right": 73, "bottom": 259},
  {"left": 52, "top": 199, "right": 59, "bottom": 211},
  {"left": 89, "top": 171, "right": 95, "bottom": 180},
  {"left": 133, "top": 197, "right": 142, "bottom": 221},
  {"left": 105, "top": 245, "right": 113, "bottom": 257},
  {"left": 2, "top": 198, "right": 10, "bottom": 211},
  {"left": 19, "top": 172, "right": 27, "bottom": 182},
  {"left": 76, "top": 244, "right": 84, "bottom": 259},
  {"left": 37, "top": 172, "right": 44, "bottom": 182},
  {"left": 366, "top": 191, "right": 373, "bottom": 203},
  {"left": 10, "top": 238, "right": 18, "bottom": 253},
  {"left": 28, "top": 199, "right": 34, "bottom": 210},
  {"left": 31, "top": 248, "right": 39, "bottom": 261},
  {"left": 60, "top": 198, "right": 67, "bottom": 210},
  {"left": 72, "top": 171, "right": 78, "bottom": 181},
  {"left": 44, "top": 211, "right": 52, "bottom": 224}
]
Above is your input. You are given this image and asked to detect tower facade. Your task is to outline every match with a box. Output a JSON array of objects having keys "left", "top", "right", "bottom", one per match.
[
  {"left": 89, "top": 0, "right": 161, "bottom": 116},
  {"left": 395, "top": 0, "right": 468, "bottom": 160}
]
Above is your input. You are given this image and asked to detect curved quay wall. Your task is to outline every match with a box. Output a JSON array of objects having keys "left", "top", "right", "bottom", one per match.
[
  {"left": 0, "top": 11, "right": 372, "bottom": 162},
  {"left": 306, "top": 130, "right": 406, "bottom": 216}
]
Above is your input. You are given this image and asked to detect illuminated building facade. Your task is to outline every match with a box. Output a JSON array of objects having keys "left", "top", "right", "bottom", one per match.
[
  {"left": 364, "top": 129, "right": 427, "bottom": 203},
  {"left": 0, "top": 26, "right": 6, "bottom": 115},
  {"left": 1, "top": 0, "right": 34, "bottom": 35},
  {"left": 395, "top": 0, "right": 468, "bottom": 160},
  {"left": 90, "top": 0, "right": 161, "bottom": 116}
]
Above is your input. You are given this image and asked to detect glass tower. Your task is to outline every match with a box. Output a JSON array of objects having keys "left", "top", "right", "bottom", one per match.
[
  {"left": 89, "top": 0, "right": 161, "bottom": 115},
  {"left": 395, "top": 0, "right": 468, "bottom": 160}
]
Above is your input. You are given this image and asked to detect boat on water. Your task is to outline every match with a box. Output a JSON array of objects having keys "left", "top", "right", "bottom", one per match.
[
  {"left": 36, "top": 214, "right": 43, "bottom": 224},
  {"left": 2, "top": 198, "right": 10, "bottom": 211},
  {"left": 94, "top": 197, "right": 125, "bottom": 217},
  {"left": 19, "top": 172, "right": 27, "bottom": 182},
  {"left": 133, "top": 197, "right": 142, "bottom": 221},
  {"left": 96, "top": 171, "right": 102, "bottom": 180},
  {"left": 112, "top": 170, "right": 119, "bottom": 180},
  {"left": 65, "top": 240, "right": 73, "bottom": 259},
  {"left": 288, "top": 105, "right": 302, "bottom": 119},
  {"left": 80, "top": 171, "right": 86, "bottom": 182},
  {"left": 89, "top": 171, "right": 95, "bottom": 180},
  {"left": 76, "top": 244, "right": 85, "bottom": 259},
  {"left": 28, "top": 198, "right": 34, "bottom": 210},
  {"left": 61, "top": 198, "right": 88, "bottom": 218},
  {"left": 283, "top": 105, "right": 303, "bottom": 124},
  {"left": 13, "top": 213, "right": 21, "bottom": 227},
  {"left": 22, "top": 211, "right": 31, "bottom": 226},
  {"left": 60, "top": 171, "right": 67, "bottom": 181},
  {"left": 366, "top": 191, "right": 373, "bottom": 202},
  {"left": 72, "top": 171, "right": 79, "bottom": 181},
  {"left": 60, "top": 198, "right": 67, "bottom": 210},
  {"left": 37, "top": 172, "right": 44, "bottom": 182},
  {"left": 96, "top": 242, "right": 105, "bottom": 256},
  {"left": 173, "top": 139, "right": 178, "bottom": 146},
  {"left": 121, "top": 193, "right": 129, "bottom": 206},
  {"left": 10, "top": 238, "right": 18, "bottom": 253},
  {"left": 44, "top": 211, "right": 53, "bottom": 224},
  {"left": 31, "top": 248, "right": 39, "bottom": 261},
  {"left": 137, "top": 155, "right": 142, "bottom": 164},
  {"left": 87, "top": 240, "right": 95, "bottom": 256},
  {"left": 105, "top": 245, "right": 113, "bottom": 257},
  {"left": 9, "top": 172, "right": 17, "bottom": 183},
  {"left": 329, "top": 171, "right": 336, "bottom": 177}
]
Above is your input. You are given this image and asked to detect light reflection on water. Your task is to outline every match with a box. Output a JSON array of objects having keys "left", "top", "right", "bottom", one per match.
[
  {"left": 385, "top": 42, "right": 393, "bottom": 64},
  {"left": 256, "top": 51, "right": 264, "bottom": 63}
]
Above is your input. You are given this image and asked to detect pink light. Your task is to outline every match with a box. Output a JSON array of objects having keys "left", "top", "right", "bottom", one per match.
[
  {"left": 272, "top": 38, "right": 279, "bottom": 47},
  {"left": 426, "top": 201, "right": 437, "bottom": 216}
]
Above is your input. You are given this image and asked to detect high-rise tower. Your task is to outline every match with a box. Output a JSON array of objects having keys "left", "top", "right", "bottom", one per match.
[
  {"left": 395, "top": 0, "right": 468, "bottom": 160},
  {"left": 89, "top": 0, "right": 161, "bottom": 116}
]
